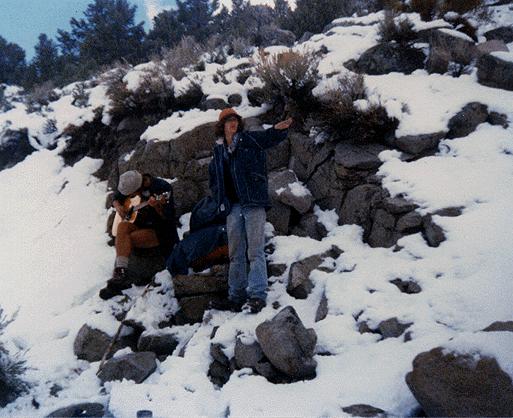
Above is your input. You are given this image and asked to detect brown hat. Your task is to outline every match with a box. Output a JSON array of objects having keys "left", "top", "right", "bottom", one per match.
[{"left": 218, "top": 108, "right": 240, "bottom": 122}]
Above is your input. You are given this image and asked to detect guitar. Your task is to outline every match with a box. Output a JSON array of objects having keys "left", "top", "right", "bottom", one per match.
[{"left": 111, "top": 192, "right": 170, "bottom": 237}]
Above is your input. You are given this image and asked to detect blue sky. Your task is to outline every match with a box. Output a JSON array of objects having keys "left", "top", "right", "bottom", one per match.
[{"left": 0, "top": 0, "right": 175, "bottom": 59}]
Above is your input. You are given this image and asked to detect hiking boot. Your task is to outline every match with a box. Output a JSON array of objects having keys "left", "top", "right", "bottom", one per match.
[
  {"left": 243, "top": 298, "right": 266, "bottom": 314},
  {"left": 99, "top": 268, "right": 131, "bottom": 300},
  {"left": 208, "top": 298, "right": 244, "bottom": 313}
]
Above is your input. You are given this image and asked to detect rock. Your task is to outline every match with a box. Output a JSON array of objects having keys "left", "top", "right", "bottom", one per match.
[
  {"left": 396, "top": 211, "right": 423, "bottom": 233},
  {"left": 482, "top": 321, "right": 513, "bottom": 332},
  {"left": 234, "top": 337, "right": 265, "bottom": 369},
  {"left": 299, "top": 32, "right": 314, "bottom": 43},
  {"left": 254, "top": 359, "right": 290, "bottom": 383},
  {"left": 291, "top": 212, "right": 328, "bottom": 241},
  {"left": 406, "top": 347, "right": 513, "bottom": 417},
  {"left": 484, "top": 26, "right": 513, "bottom": 44},
  {"left": 259, "top": 26, "right": 296, "bottom": 47},
  {"left": 97, "top": 352, "right": 157, "bottom": 384},
  {"left": 269, "top": 169, "right": 313, "bottom": 214},
  {"left": 127, "top": 248, "right": 166, "bottom": 286},
  {"left": 476, "top": 40, "right": 509, "bottom": 57},
  {"left": 0, "top": 129, "right": 35, "bottom": 171},
  {"left": 289, "top": 131, "right": 335, "bottom": 181},
  {"left": 308, "top": 160, "right": 345, "bottom": 211},
  {"left": 368, "top": 209, "right": 397, "bottom": 248},
  {"left": 201, "top": 97, "right": 229, "bottom": 111},
  {"left": 183, "top": 156, "right": 211, "bottom": 182},
  {"left": 208, "top": 343, "right": 233, "bottom": 386},
  {"left": 267, "top": 138, "right": 290, "bottom": 171},
  {"left": 447, "top": 102, "right": 489, "bottom": 139},
  {"left": 137, "top": 333, "right": 179, "bottom": 359},
  {"left": 247, "top": 88, "right": 266, "bottom": 107},
  {"left": 73, "top": 324, "right": 133, "bottom": 363},
  {"left": 390, "top": 278, "right": 422, "bottom": 294},
  {"left": 341, "top": 404, "right": 387, "bottom": 417},
  {"left": 383, "top": 197, "right": 417, "bottom": 214},
  {"left": 267, "top": 263, "right": 287, "bottom": 277},
  {"left": 354, "top": 43, "right": 425, "bottom": 75},
  {"left": 172, "top": 178, "right": 203, "bottom": 217},
  {"left": 175, "top": 294, "right": 225, "bottom": 325},
  {"left": 210, "top": 343, "right": 230, "bottom": 366},
  {"left": 315, "top": 291, "right": 328, "bottom": 322},
  {"left": 46, "top": 403, "right": 105, "bottom": 417},
  {"left": 430, "top": 28, "right": 477, "bottom": 66},
  {"left": 334, "top": 142, "right": 387, "bottom": 170},
  {"left": 392, "top": 132, "right": 445, "bottom": 155},
  {"left": 124, "top": 140, "right": 171, "bottom": 179},
  {"left": 266, "top": 201, "right": 291, "bottom": 235},
  {"left": 339, "top": 184, "right": 384, "bottom": 232},
  {"left": 256, "top": 306, "right": 317, "bottom": 380},
  {"left": 433, "top": 206, "right": 464, "bottom": 217},
  {"left": 422, "top": 215, "right": 446, "bottom": 247},
  {"left": 478, "top": 53, "right": 513, "bottom": 91},
  {"left": 172, "top": 275, "right": 228, "bottom": 297},
  {"left": 227, "top": 94, "right": 242, "bottom": 106},
  {"left": 487, "top": 112, "right": 509, "bottom": 129},
  {"left": 377, "top": 318, "right": 412, "bottom": 339}
]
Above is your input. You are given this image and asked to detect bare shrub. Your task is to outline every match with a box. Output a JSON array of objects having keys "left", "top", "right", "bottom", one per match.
[
  {"left": 229, "top": 37, "right": 254, "bottom": 58},
  {"left": 378, "top": 9, "right": 417, "bottom": 45},
  {"left": 162, "top": 37, "right": 204, "bottom": 80},
  {"left": 71, "top": 82, "right": 90, "bottom": 108},
  {"left": 25, "top": 81, "right": 59, "bottom": 113},
  {"left": 254, "top": 48, "right": 319, "bottom": 114},
  {"left": 42, "top": 118, "right": 57, "bottom": 135},
  {"left": 410, "top": 0, "right": 438, "bottom": 21},
  {"left": 317, "top": 74, "right": 398, "bottom": 144},
  {"left": 174, "top": 80, "right": 203, "bottom": 110},
  {"left": 0, "top": 308, "right": 29, "bottom": 408}
]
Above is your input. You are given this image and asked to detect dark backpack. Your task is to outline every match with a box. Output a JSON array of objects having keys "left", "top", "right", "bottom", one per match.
[{"left": 189, "top": 196, "right": 230, "bottom": 232}]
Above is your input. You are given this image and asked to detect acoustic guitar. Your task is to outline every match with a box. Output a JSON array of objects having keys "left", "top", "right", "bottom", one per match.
[{"left": 111, "top": 192, "right": 170, "bottom": 237}]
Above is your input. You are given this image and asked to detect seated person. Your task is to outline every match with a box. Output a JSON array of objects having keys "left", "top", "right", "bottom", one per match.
[{"left": 100, "top": 170, "right": 179, "bottom": 300}]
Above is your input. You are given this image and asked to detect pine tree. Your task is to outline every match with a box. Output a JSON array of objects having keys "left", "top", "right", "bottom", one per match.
[
  {"left": 32, "top": 34, "right": 60, "bottom": 84},
  {"left": 0, "top": 36, "right": 26, "bottom": 85},
  {"left": 145, "top": 9, "right": 185, "bottom": 55}
]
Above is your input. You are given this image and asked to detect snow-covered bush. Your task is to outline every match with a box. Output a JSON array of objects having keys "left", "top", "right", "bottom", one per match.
[
  {"left": 0, "top": 308, "right": 29, "bottom": 408},
  {"left": 254, "top": 48, "right": 319, "bottom": 114},
  {"left": 440, "top": 0, "right": 483, "bottom": 15},
  {"left": 71, "top": 82, "right": 90, "bottom": 108},
  {"left": 316, "top": 73, "right": 398, "bottom": 144},
  {"left": 378, "top": 10, "right": 416, "bottom": 45},
  {"left": 161, "top": 37, "right": 204, "bottom": 80},
  {"left": 25, "top": 81, "right": 59, "bottom": 113},
  {"left": 0, "top": 86, "right": 14, "bottom": 113}
]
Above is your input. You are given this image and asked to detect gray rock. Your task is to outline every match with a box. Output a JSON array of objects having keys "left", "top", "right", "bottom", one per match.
[
  {"left": 0, "top": 129, "right": 35, "bottom": 171},
  {"left": 291, "top": 212, "right": 328, "bottom": 241},
  {"left": 354, "top": 43, "right": 425, "bottom": 75},
  {"left": 289, "top": 131, "right": 335, "bottom": 181},
  {"left": 175, "top": 294, "right": 225, "bottom": 325},
  {"left": 308, "top": 160, "right": 345, "bottom": 211},
  {"left": 368, "top": 209, "right": 397, "bottom": 248},
  {"left": 334, "top": 142, "right": 387, "bottom": 170},
  {"left": 267, "top": 139, "right": 290, "bottom": 172},
  {"left": 422, "top": 215, "right": 446, "bottom": 247},
  {"left": 476, "top": 40, "right": 509, "bottom": 57},
  {"left": 315, "top": 291, "right": 329, "bottom": 322},
  {"left": 254, "top": 359, "right": 289, "bottom": 383},
  {"left": 98, "top": 352, "right": 157, "bottom": 384},
  {"left": 389, "top": 278, "right": 422, "bottom": 294},
  {"left": 125, "top": 140, "right": 171, "bottom": 179},
  {"left": 377, "top": 318, "right": 412, "bottom": 339},
  {"left": 447, "top": 102, "right": 489, "bottom": 139},
  {"left": 299, "top": 31, "right": 314, "bottom": 43},
  {"left": 406, "top": 347, "right": 513, "bottom": 416},
  {"left": 73, "top": 324, "right": 133, "bottom": 363},
  {"left": 269, "top": 169, "right": 313, "bottom": 214},
  {"left": 47, "top": 403, "right": 105, "bottom": 417},
  {"left": 172, "top": 275, "right": 228, "bottom": 297},
  {"left": 208, "top": 343, "right": 233, "bottom": 386},
  {"left": 210, "top": 343, "right": 230, "bottom": 367},
  {"left": 484, "top": 26, "right": 513, "bottom": 44},
  {"left": 256, "top": 306, "right": 317, "bottom": 380},
  {"left": 201, "top": 98, "right": 229, "bottom": 111},
  {"left": 478, "top": 53, "right": 513, "bottom": 91},
  {"left": 483, "top": 321, "right": 513, "bottom": 332},
  {"left": 227, "top": 94, "right": 242, "bottom": 106},
  {"left": 396, "top": 211, "right": 423, "bottom": 233},
  {"left": 287, "top": 254, "right": 322, "bottom": 299},
  {"left": 172, "top": 178, "right": 203, "bottom": 217},
  {"left": 127, "top": 249, "right": 166, "bottom": 286},
  {"left": 234, "top": 337, "right": 265, "bottom": 369},
  {"left": 137, "top": 333, "right": 179, "bottom": 359},
  {"left": 341, "top": 404, "right": 387, "bottom": 417},
  {"left": 432, "top": 206, "right": 464, "bottom": 217},
  {"left": 183, "top": 156, "right": 212, "bottom": 182},
  {"left": 383, "top": 197, "right": 417, "bottom": 214},
  {"left": 487, "top": 112, "right": 509, "bottom": 129},
  {"left": 267, "top": 201, "right": 291, "bottom": 235},
  {"left": 339, "top": 184, "right": 384, "bottom": 232},
  {"left": 430, "top": 28, "right": 477, "bottom": 66},
  {"left": 267, "top": 263, "right": 287, "bottom": 277},
  {"left": 392, "top": 132, "right": 445, "bottom": 155}
]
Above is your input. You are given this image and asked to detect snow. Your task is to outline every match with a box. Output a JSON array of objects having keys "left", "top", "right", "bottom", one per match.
[
  {"left": 439, "top": 27, "right": 474, "bottom": 42},
  {"left": 289, "top": 181, "right": 311, "bottom": 197},
  {"left": 491, "top": 50, "right": 513, "bottom": 63}
]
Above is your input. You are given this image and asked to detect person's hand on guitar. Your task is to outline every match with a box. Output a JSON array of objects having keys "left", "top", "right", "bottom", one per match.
[
  {"left": 148, "top": 195, "right": 166, "bottom": 218},
  {"left": 113, "top": 200, "right": 128, "bottom": 220}
]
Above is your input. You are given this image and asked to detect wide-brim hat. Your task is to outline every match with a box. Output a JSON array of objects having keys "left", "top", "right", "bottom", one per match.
[
  {"left": 118, "top": 170, "right": 143, "bottom": 196},
  {"left": 218, "top": 108, "right": 241, "bottom": 122}
]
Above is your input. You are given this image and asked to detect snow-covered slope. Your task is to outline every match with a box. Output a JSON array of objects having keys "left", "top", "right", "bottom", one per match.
[{"left": 1, "top": 6, "right": 513, "bottom": 417}]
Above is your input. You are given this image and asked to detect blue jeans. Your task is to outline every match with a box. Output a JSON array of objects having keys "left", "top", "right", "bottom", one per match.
[{"left": 226, "top": 204, "right": 267, "bottom": 303}]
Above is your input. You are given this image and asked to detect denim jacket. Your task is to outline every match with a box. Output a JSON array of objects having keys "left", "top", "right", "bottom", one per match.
[{"left": 208, "top": 127, "right": 288, "bottom": 212}]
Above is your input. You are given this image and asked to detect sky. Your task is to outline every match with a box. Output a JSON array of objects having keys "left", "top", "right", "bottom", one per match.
[{"left": 0, "top": 0, "right": 175, "bottom": 59}]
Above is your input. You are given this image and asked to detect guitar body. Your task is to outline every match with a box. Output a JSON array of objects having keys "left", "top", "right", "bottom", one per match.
[{"left": 112, "top": 196, "right": 141, "bottom": 237}]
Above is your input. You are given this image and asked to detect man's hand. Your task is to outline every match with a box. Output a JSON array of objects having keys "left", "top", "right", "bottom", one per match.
[
  {"left": 274, "top": 117, "right": 293, "bottom": 130},
  {"left": 113, "top": 201, "right": 128, "bottom": 219},
  {"left": 149, "top": 196, "right": 166, "bottom": 218}
]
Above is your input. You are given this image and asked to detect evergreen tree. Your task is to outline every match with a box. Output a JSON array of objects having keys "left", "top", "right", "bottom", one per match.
[
  {"left": 145, "top": 9, "right": 185, "bottom": 55},
  {"left": 32, "top": 34, "right": 60, "bottom": 84},
  {"left": 176, "top": 0, "right": 216, "bottom": 42},
  {"left": 0, "top": 36, "right": 26, "bottom": 85},
  {"left": 273, "top": 0, "right": 291, "bottom": 27}
]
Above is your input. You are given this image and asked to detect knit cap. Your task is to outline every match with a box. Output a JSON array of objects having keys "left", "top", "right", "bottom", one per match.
[{"left": 118, "top": 170, "right": 143, "bottom": 196}]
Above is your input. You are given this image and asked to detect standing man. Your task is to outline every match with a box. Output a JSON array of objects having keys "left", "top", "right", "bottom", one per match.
[
  {"left": 99, "top": 170, "right": 179, "bottom": 300},
  {"left": 209, "top": 108, "right": 292, "bottom": 313}
]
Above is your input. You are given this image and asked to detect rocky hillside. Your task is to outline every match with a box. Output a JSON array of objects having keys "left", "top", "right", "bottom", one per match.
[{"left": 1, "top": 4, "right": 513, "bottom": 417}]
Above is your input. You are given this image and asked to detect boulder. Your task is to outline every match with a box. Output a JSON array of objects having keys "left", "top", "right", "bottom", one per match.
[
  {"left": 200, "top": 98, "right": 229, "bottom": 111},
  {"left": 478, "top": 53, "right": 513, "bottom": 91},
  {"left": 476, "top": 40, "right": 509, "bottom": 57},
  {"left": 395, "top": 211, "right": 423, "bottom": 233},
  {"left": 47, "top": 403, "right": 105, "bottom": 417},
  {"left": 289, "top": 131, "right": 335, "bottom": 181},
  {"left": 267, "top": 262, "right": 287, "bottom": 277},
  {"left": 172, "top": 275, "right": 228, "bottom": 297},
  {"left": 256, "top": 306, "right": 317, "bottom": 380},
  {"left": 291, "top": 212, "right": 328, "bottom": 241},
  {"left": 382, "top": 197, "right": 416, "bottom": 214},
  {"left": 447, "top": 102, "right": 489, "bottom": 139},
  {"left": 183, "top": 156, "right": 211, "bottom": 182},
  {"left": 175, "top": 294, "right": 225, "bottom": 325},
  {"left": 234, "top": 337, "right": 265, "bottom": 369},
  {"left": 97, "top": 352, "right": 157, "bottom": 384},
  {"left": 0, "top": 129, "right": 35, "bottom": 171},
  {"left": 422, "top": 215, "right": 446, "bottom": 247},
  {"left": 208, "top": 343, "right": 233, "bottom": 386},
  {"left": 227, "top": 94, "right": 242, "bottom": 106},
  {"left": 433, "top": 206, "right": 464, "bottom": 217},
  {"left": 307, "top": 160, "right": 345, "bottom": 210},
  {"left": 315, "top": 291, "right": 329, "bottom": 322},
  {"left": 392, "top": 132, "right": 445, "bottom": 155},
  {"left": 354, "top": 43, "right": 425, "bottom": 75},
  {"left": 267, "top": 138, "right": 290, "bottom": 172},
  {"left": 137, "top": 333, "right": 179, "bottom": 359},
  {"left": 484, "top": 26, "right": 513, "bottom": 44},
  {"left": 368, "top": 209, "right": 397, "bottom": 248},
  {"left": 341, "top": 404, "right": 387, "bottom": 417},
  {"left": 482, "top": 321, "right": 513, "bottom": 332},
  {"left": 267, "top": 201, "right": 291, "bottom": 235},
  {"left": 339, "top": 184, "right": 384, "bottom": 232},
  {"left": 73, "top": 324, "right": 133, "bottom": 363},
  {"left": 406, "top": 347, "right": 513, "bottom": 416},
  {"left": 269, "top": 169, "right": 313, "bottom": 214},
  {"left": 172, "top": 178, "right": 203, "bottom": 217},
  {"left": 389, "top": 278, "right": 421, "bottom": 294},
  {"left": 487, "top": 112, "right": 509, "bottom": 129},
  {"left": 377, "top": 318, "right": 412, "bottom": 339},
  {"left": 124, "top": 140, "right": 171, "bottom": 179},
  {"left": 430, "top": 28, "right": 477, "bottom": 65},
  {"left": 168, "top": 122, "right": 216, "bottom": 163},
  {"left": 127, "top": 248, "right": 166, "bottom": 286},
  {"left": 334, "top": 142, "right": 387, "bottom": 170}
]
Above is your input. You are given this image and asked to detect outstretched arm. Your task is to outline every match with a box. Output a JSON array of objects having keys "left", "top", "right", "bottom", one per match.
[{"left": 247, "top": 118, "right": 293, "bottom": 149}]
